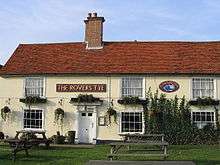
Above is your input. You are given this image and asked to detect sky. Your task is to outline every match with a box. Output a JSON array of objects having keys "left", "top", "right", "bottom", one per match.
[{"left": 0, "top": 0, "right": 220, "bottom": 65}]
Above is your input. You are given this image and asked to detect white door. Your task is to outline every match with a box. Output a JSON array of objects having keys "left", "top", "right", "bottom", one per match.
[{"left": 78, "top": 112, "right": 94, "bottom": 143}]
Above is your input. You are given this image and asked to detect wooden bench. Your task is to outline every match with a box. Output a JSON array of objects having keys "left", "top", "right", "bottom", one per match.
[
  {"left": 108, "top": 134, "right": 169, "bottom": 160},
  {"left": 5, "top": 130, "right": 52, "bottom": 161},
  {"left": 5, "top": 139, "right": 32, "bottom": 161}
]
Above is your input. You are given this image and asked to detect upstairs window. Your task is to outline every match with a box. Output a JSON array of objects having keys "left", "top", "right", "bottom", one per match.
[
  {"left": 25, "top": 77, "right": 44, "bottom": 97},
  {"left": 192, "top": 78, "right": 214, "bottom": 99},
  {"left": 121, "top": 77, "right": 143, "bottom": 97}
]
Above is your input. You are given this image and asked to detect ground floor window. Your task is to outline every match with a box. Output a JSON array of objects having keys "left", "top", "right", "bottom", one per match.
[
  {"left": 24, "top": 109, "right": 43, "bottom": 129},
  {"left": 192, "top": 111, "right": 215, "bottom": 129},
  {"left": 121, "top": 112, "right": 143, "bottom": 133}
]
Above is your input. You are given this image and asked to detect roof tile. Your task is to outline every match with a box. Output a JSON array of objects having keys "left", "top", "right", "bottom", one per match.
[{"left": 1, "top": 41, "right": 220, "bottom": 75}]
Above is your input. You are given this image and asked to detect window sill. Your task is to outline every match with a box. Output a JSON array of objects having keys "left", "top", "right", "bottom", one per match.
[{"left": 118, "top": 132, "right": 144, "bottom": 135}]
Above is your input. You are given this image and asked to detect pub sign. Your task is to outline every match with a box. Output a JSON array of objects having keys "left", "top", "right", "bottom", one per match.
[{"left": 56, "top": 84, "right": 107, "bottom": 92}]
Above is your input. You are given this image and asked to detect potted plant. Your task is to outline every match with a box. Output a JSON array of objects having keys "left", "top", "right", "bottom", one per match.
[
  {"left": 106, "top": 107, "right": 117, "bottom": 124},
  {"left": 1, "top": 106, "right": 11, "bottom": 121},
  {"left": 49, "top": 131, "right": 65, "bottom": 144}
]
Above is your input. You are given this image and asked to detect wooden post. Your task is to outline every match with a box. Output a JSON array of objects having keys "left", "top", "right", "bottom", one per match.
[
  {"left": 109, "top": 145, "right": 114, "bottom": 161},
  {"left": 164, "top": 145, "right": 167, "bottom": 160}
]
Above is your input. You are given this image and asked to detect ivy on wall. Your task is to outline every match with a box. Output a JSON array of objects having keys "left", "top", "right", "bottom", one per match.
[{"left": 145, "top": 89, "right": 219, "bottom": 145}]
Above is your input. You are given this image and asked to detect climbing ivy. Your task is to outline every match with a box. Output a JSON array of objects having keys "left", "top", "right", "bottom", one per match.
[{"left": 145, "top": 90, "right": 219, "bottom": 145}]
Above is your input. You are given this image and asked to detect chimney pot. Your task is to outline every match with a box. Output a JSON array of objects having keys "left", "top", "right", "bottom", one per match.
[
  {"left": 88, "top": 13, "right": 92, "bottom": 18},
  {"left": 93, "top": 13, "right": 97, "bottom": 17}
]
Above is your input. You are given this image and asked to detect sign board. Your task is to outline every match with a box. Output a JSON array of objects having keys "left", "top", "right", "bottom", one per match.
[
  {"left": 159, "top": 81, "right": 179, "bottom": 93},
  {"left": 56, "top": 84, "right": 106, "bottom": 92}
]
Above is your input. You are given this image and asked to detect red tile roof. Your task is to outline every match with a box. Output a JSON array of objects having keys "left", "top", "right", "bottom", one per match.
[{"left": 1, "top": 41, "right": 220, "bottom": 75}]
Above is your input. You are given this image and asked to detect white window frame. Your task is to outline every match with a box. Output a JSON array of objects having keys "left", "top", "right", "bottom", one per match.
[
  {"left": 191, "top": 77, "right": 217, "bottom": 100},
  {"left": 191, "top": 109, "right": 216, "bottom": 129},
  {"left": 23, "top": 77, "right": 46, "bottom": 98},
  {"left": 22, "top": 107, "right": 45, "bottom": 131},
  {"left": 120, "top": 76, "right": 145, "bottom": 99},
  {"left": 119, "top": 110, "right": 145, "bottom": 134}
]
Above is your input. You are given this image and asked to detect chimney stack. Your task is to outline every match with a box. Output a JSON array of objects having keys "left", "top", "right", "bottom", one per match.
[{"left": 84, "top": 13, "right": 105, "bottom": 49}]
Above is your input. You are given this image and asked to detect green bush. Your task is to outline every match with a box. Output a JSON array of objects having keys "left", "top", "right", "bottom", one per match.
[
  {"left": 49, "top": 131, "right": 66, "bottom": 144},
  {"left": 145, "top": 90, "right": 219, "bottom": 145}
]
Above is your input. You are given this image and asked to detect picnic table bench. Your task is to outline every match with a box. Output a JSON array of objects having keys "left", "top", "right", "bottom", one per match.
[
  {"left": 108, "top": 134, "right": 169, "bottom": 161},
  {"left": 14, "top": 130, "right": 51, "bottom": 148},
  {"left": 5, "top": 130, "right": 51, "bottom": 161},
  {"left": 4, "top": 139, "right": 32, "bottom": 161}
]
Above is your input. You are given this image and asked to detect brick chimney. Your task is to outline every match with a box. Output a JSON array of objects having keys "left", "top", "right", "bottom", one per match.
[{"left": 84, "top": 13, "right": 105, "bottom": 49}]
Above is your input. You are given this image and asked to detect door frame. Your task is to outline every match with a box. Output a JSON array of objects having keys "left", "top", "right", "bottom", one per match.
[{"left": 75, "top": 105, "right": 97, "bottom": 144}]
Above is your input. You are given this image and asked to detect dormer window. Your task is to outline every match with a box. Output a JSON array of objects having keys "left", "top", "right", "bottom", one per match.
[{"left": 25, "top": 77, "right": 44, "bottom": 97}]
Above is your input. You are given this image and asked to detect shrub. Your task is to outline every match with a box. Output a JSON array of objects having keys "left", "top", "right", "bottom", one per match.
[
  {"left": 0, "top": 132, "right": 4, "bottom": 139},
  {"left": 49, "top": 131, "right": 65, "bottom": 144},
  {"left": 146, "top": 91, "right": 219, "bottom": 145}
]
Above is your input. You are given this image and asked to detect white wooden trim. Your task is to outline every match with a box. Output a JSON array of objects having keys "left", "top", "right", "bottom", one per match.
[
  {"left": 119, "top": 76, "right": 145, "bottom": 99},
  {"left": 21, "top": 106, "right": 45, "bottom": 131},
  {"left": 190, "top": 77, "right": 216, "bottom": 99},
  {"left": 191, "top": 109, "right": 216, "bottom": 128},
  {"left": 118, "top": 110, "right": 144, "bottom": 135},
  {"left": 23, "top": 77, "right": 46, "bottom": 98}
]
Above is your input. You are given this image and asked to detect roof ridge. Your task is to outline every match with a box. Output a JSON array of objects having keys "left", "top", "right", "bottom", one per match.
[
  {"left": 18, "top": 40, "right": 220, "bottom": 46},
  {"left": 19, "top": 41, "right": 85, "bottom": 46}
]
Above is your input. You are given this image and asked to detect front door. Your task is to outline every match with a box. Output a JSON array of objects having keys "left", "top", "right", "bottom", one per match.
[{"left": 78, "top": 112, "right": 94, "bottom": 143}]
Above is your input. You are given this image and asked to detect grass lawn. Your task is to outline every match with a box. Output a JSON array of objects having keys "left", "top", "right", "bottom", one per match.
[{"left": 0, "top": 144, "right": 219, "bottom": 165}]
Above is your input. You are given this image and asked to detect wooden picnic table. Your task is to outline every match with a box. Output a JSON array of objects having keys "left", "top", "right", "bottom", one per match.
[
  {"left": 4, "top": 138, "right": 32, "bottom": 161},
  {"left": 108, "top": 134, "right": 169, "bottom": 161},
  {"left": 15, "top": 130, "right": 51, "bottom": 147},
  {"left": 5, "top": 130, "right": 51, "bottom": 161}
]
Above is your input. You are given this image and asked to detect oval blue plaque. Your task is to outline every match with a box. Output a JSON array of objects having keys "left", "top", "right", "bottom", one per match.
[{"left": 159, "top": 81, "right": 179, "bottom": 93}]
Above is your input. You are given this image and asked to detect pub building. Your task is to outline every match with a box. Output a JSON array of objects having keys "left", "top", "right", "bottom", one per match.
[{"left": 0, "top": 13, "right": 219, "bottom": 144}]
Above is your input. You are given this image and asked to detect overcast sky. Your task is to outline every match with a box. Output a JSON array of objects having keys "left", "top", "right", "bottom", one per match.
[{"left": 1, "top": 0, "right": 220, "bottom": 65}]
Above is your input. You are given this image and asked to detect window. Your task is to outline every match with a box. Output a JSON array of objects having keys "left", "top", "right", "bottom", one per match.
[
  {"left": 121, "top": 112, "right": 143, "bottom": 133},
  {"left": 192, "top": 78, "right": 214, "bottom": 99},
  {"left": 25, "top": 77, "right": 44, "bottom": 97},
  {"left": 23, "top": 109, "right": 43, "bottom": 129},
  {"left": 192, "top": 111, "right": 215, "bottom": 129},
  {"left": 121, "top": 77, "right": 143, "bottom": 97}
]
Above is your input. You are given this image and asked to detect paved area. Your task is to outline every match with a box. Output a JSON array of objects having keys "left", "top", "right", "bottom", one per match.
[{"left": 87, "top": 160, "right": 196, "bottom": 165}]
